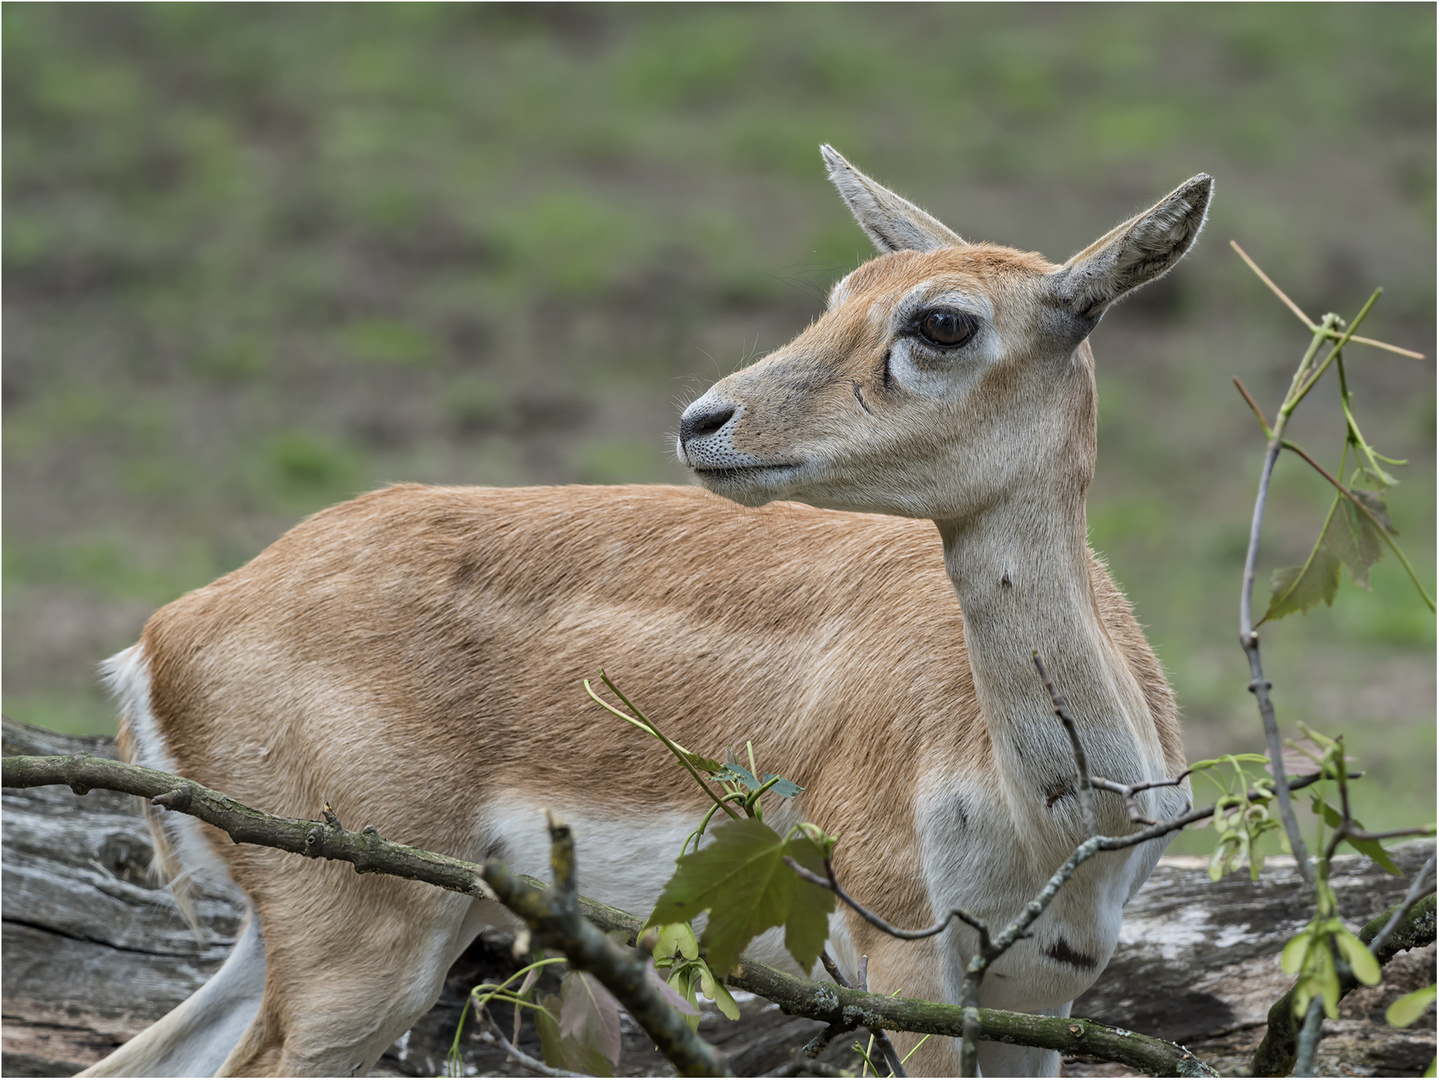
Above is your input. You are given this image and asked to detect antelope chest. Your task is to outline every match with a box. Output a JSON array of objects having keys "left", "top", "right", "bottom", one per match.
[{"left": 914, "top": 773, "right": 1176, "bottom": 1012}]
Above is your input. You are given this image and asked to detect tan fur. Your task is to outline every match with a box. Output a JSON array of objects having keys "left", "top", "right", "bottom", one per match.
[{"left": 87, "top": 150, "right": 1208, "bottom": 1077}]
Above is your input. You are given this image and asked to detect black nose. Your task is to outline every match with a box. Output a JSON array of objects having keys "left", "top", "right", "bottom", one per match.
[{"left": 679, "top": 403, "right": 734, "bottom": 445}]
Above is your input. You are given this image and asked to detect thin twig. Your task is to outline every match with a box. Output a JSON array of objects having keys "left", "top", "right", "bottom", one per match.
[
  {"left": 784, "top": 856, "right": 970, "bottom": 941},
  {"left": 1322, "top": 738, "right": 1354, "bottom": 864},
  {"left": 587, "top": 674, "right": 740, "bottom": 821},
  {"left": 1345, "top": 826, "right": 1437, "bottom": 843},
  {"left": 1090, "top": 773, "right": 1193, "bottom": 827},
  {"left": 479, "top": 1009, "right": 590, "bottom": 1079},
  {"left": 818, "top": 950, "right": 852, "bottom": 989},
  {"left": 1237, "top": 317, "right": 1334, "bottom": 887},
  {"left": 1231, "top": 241, "right": 1314, "bottom": 327},
  {"left": 1292, "top": 995, "right": 1325, "bottom": 1077},
  {"left": 786, "top": 770, "right": 1342, "bottom": 941},
  {"left": 1229, "top": 241, "right": 1424, "bottom": 358},
  {"left": 800, "top": 1025, "right": 848, "bottom": 1062},
  {"left": 766, "top": 1054, "right": 854, "bottom": 1078},
  {"left": 1032, "top": 651, "right": 1095, "bottom": 836},
  {"left": 1233, "top": 377, "right": 1274, "bottom": 437}
]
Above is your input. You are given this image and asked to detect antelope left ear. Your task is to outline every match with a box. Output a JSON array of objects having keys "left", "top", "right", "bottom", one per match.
[
  {"left": 1048, "top": 174, "right": 1213, "bottom": 320},
  {"left": 822, "top": 144, "right": 966, "bottom": 254}
]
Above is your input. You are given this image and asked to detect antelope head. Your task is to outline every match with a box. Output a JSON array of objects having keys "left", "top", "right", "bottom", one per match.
[{"left": 677, "top": 147, "right": 1211, "bottom": 524}]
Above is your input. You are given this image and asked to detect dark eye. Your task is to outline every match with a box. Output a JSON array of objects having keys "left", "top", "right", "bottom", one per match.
[{"left": 917, "top": 310, "right": 977, "bottom": 348}]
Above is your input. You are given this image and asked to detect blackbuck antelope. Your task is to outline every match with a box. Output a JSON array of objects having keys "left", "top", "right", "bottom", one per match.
[{"left": 84, "top": 147, "right": 1209, "bottom": 1077}]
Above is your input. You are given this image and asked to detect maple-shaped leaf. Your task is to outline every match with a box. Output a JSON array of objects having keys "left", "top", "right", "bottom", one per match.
[
  {"left": 1264, "top": 546, "right": 1342, "bottom": 623},
  {"left": 645, "top": 816, "right": 834, "bottom": 976},
  {"left": 1349, "top": 488, "right": 1396, "bottom": 534},
  {"left": 1264, "top": 486, "right": 1400, "bottom": 622},
  {"left": 781, "top": 831, "right": 835, "bottom": 973}
]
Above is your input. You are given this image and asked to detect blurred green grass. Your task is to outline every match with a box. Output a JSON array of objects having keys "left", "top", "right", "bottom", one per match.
[{"left": 4, "top": 5, "right": 1433, "bottom": 843}]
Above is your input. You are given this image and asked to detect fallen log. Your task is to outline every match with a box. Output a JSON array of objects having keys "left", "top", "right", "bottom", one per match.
[{"left": 3, "top": 718, "right": 1433, "bottom": 1077}]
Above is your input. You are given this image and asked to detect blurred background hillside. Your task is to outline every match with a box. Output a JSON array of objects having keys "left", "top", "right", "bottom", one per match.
[{"left": 4, "top": 4, "right": 1433, "bottom": 852}]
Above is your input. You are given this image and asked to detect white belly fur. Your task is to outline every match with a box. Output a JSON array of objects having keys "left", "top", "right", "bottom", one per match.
[{"left": 480, "top": 798, "right": 840, "bottom": 976}]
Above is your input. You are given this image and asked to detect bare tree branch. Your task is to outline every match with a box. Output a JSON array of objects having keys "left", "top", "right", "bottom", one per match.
[
  {"left": 815, "top": 951, "right": 906, "bottom": 1077},
  {"left": 1032, "top": 650, "right": 1095, "bottom": 836},
  {"left": 1291, "top": 995, "right": 1326, "bottom": 1077},
  {"left": 788, "top": 771, "right": 1344, "bottom": 943},
  {"left": 1370, "top": 853, "right": 1437, "bottom": 955},
  {"left": 2, "top": 751, "right": 1218, "bottom": 1077},
  {"left": 0, "top": 751, "right": 730, "bottom": 1078}
]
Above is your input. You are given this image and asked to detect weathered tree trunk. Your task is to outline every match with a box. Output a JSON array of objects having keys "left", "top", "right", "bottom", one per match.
[{"left": 3, "top": 719, "right": 1433, "bottom": 1077}]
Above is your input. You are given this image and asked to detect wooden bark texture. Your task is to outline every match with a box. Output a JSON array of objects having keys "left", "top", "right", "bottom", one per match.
[{"left": 3, "top": 719, "right": 1433, "bottom": 1077}]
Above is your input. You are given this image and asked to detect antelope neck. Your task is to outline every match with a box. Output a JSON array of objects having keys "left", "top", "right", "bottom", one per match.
[{"left": 935, "top": 497, "right": 1156, "bottom": 808}]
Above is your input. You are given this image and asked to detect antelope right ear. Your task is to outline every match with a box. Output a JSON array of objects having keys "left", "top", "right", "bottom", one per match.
[
  {"left": 822, "top": 145, "right": 966, "bottom": 254},
  {"left": 1049, "top": 174, "right": 1213, "bottom": 320}
]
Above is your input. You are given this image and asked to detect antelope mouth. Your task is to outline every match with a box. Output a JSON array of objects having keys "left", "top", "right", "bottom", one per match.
[
  {"left": 689, "top": 461, "right": 806, "bottom": 505},
  {"left": 690, "top": 462, "right": 802, "bottom": 480}
]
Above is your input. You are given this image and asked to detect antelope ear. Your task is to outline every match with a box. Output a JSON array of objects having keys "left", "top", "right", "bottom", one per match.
[
  {"left": 1049, "top": 174, "right": 1213, "bottom": 320},
  {"left": 821, "top": 145, "right": 965, "bottom": 254}
]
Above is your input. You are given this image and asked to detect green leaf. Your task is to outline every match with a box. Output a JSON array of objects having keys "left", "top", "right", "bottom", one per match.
[
  {"left": 1333, "top": 929, "right": 1381, "bottom": 986},
  {"left": 534, "top": 994, "right": 565, "bottom": 1067},
  {"left": 1350, "top": 488, "right": 1397, "bottom": 533},
  {"left": 693, "top": 956, "right": 741, "bottom": 1018},
  {"left": 1203, "top": 752, "right": 1271, "bottom": 767},
  {"left": 1388, "top": 986, "right": 1438, "bottom": 1029},
  {"left": 714, "top": 762, "right": 760, "bottom": 790},
  {"left": 667, "top": 968, "right": 686, "bottom": 994},
  {"left": 710, "top": 978, "right": 741, "bottom": 1021},
  {"left": 1264, "top": 546, "right": 1342, "bottom": 623},
  {"left": 1331, "top": 497, "right": 1385, "bottom": 588},
  {"left": 535, "top": 992, "right": 615, "bottom": 1076},
  {"left": 761, "top": 773, "right": 805, "bottom": 799},
  {"left": 1315, "top": 946, "right": 1342, "bottom": 1018},
  {"left": 645, "top": 817, "right": 834, "bottom": 976},
  {"left": 1262, "top": 484, "right": 1397, "bottom": 619},
  {"left": 686, "top": 752, "right": 726, "bottom": 775},
  {"left": 643, "top": 959, "right": 698, "bottom": 1018},
  {"left": 681, "top": 967, "right": 701, "bottom": 1030},
  {"left": 560, "top": 970, "right": 623, "bottom": 1069},
  {"left": 1310, "top": 794, "right": 1344, "bottom": 829},
  {"left": 1209, "top": 835, "right": 1236, "bottom": 882},
  {"left": 1307, "top": 795, "right": 1403, "bottom": 875},
  {"left": 653, "top": 922, "right": 699, "bottom": 963},
  {"left": 782, "top": 832, "right": 836, "bottom": 973},
  {"left": 1281, "top": 930, "right": 1311, "bottom": 975},
  {"left": 1343, "top": 835, "right": 1402, "bottom": 876}
]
